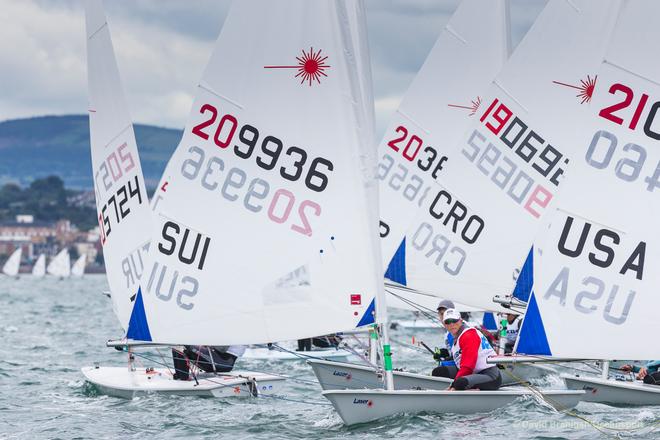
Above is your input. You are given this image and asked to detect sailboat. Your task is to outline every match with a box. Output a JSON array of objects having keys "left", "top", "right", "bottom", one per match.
[
  {"left": 321, "top": 0, "right": 628, "bottom": 424},
  {"left": 80, "top": 0, "right": 285, "bottom": 397},
  {"left": 2, "top": 248, "right": 22, "bottom": 278},
  {"left": 514, "top": 0, "right": 660, "bottom": 406},
  {"left": 71, "top": 254, "right": 87, "bottom": 278},
  {"left": 311, "top": 0, "right": 515, "bottom": 391},
  {"left": 83, "top": 0, "right": 396, "bottom": 399},
  {"left": 32, "top": 254, "right": 46, "bottom": 277},
  {"left": 47, "top": 249, "right": 71, "bottom": 278}
]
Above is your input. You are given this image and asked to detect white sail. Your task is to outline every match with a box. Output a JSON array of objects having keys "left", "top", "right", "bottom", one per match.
[
  {"left": 71, "top": 254, "right": 87, "bottom": 277},
  {"left": 2, "top": 248, "right": 22, "bottom": 277},
  {"left": 379, "top": 0, "right": 510, "bottom": 264},
  {"left": 85, "top": 0, "right": 152, "bottom": 329},
  {"left": 133, "top": 0, "right": 383, "bottom": 345},
  {"left": 377, "top": 0, "right": 512, "bottom": 313},
  {"left": 32, "top": 254, "right": 46, "bottom": 277},
  {"left": 392, "top": 0, "right": 622, "bottom": 314},
  {"left": 47, "top": 249, "right": 71, "bottom": 278},
  {"left": 518, "top": 0, "right": 660, "bottom": 360}
]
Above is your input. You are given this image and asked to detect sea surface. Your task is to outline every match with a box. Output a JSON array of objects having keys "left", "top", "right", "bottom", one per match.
[{"left": 1, "top": 276, "right": 658, "bottom": 439}]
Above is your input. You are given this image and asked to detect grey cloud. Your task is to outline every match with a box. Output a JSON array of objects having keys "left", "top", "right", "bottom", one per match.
[{"left": 1, "top": 0, "right": 547, "bottom": 132}]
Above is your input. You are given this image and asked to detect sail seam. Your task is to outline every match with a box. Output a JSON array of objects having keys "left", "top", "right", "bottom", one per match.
[
  {"left": 102, "top": 124, "right": 132, "bottom": 150},
  {"left": 88, "top": 22, "right": 108, "bottom": 41},
  {"left": 396, "top": 110, "right": 430, "bottom": 134},
  {"left": 198, "top": 82, "right": 244, "bottom": 109},
  {"left": 555, "top": 207, "right": 627, "bottom": 235},
  {"left": 602, "top": 59, "right": 660, "bottom": 88},
  {"left": 492, "top": 80, "right": 529, "bottom": 113},
  {"left": 156, "top": 212, "right": 206, "bottom": 235},
  {"left": 564, "top": 0, "right": 581, "bottom": 13},
  {"left": 445, "top": 25, "right": 467, "bottom": 44}
]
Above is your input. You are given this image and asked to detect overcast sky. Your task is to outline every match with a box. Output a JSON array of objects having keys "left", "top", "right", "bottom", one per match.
[{"left": 1, "top": 0, "right": 547, "bottom": 135}]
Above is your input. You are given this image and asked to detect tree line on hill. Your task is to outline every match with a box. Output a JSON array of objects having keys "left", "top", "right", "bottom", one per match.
[{"left": 0, "top": 176, "right": 96, "bottom": 231}]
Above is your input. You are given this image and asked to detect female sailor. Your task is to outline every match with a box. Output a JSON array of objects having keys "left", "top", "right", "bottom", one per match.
[{"left": 441, "top": 308, "right": 502, "bottom": 391}]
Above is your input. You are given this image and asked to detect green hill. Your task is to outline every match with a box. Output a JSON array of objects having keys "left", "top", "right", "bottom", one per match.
[{"left": 0, "top": 115, "right": 182, "bottom": 189}]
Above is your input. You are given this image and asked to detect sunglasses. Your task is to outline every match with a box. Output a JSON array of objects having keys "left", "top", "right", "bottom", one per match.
[{"left": 443, "top": 318, "right": 460, "bottom": 325}]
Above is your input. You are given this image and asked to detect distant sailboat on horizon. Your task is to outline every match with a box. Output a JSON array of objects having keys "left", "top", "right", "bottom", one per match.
[
  {"left": 71, "top": 254, "right": 86, "bottom": 277},
  {"left": 32, "top": 254, "right": 46, "bottom": 277},
  {"left": 2, "top": 248, "right": 22, "bottom": 278},
  {"left": 47, "top": 249, "right": 70, "bottom": 278}
]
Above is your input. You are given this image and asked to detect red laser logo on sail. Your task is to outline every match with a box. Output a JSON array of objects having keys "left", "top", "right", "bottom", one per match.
[
  {"left": 264, "top": 47, "right": 330, "bottom": 86},
  {"left": 448, "top": 96, "right": 482, "bottom": 116},
  {"left": 553, "top": 75, "right": 597, "bottom": 104}
]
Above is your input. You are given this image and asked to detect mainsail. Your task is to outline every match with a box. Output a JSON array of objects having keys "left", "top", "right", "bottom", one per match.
[
  {"left": 2, "top": 248, "right": 22, "bottom": 277},
  {"left": 518, "top": 0, "right": 660, "bottom": 359},
  {"left": 377, "top": 0, "right": 511, "bottom": 312},
  {"left": 47, "top": 249, "right": 71, "bottom": 278},
  {"left": 32, "top": 254, "right": 46, "bottom": 277},
  {"left": 398, "top": 0, "right": 622, "bottom": 314},
  {"left": 131, "top": 0, "right": 383, "bottom": 346},
  {"left": 71, "top": 255, "right": 87, "bottom": 278},
  {"left": 85, "top": 0, "right": 152, "bottom": 329}
]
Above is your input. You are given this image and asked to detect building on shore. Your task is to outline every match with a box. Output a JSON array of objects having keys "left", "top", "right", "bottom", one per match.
[{"left": 0, "top": 215, "right": 101, "bottom": 272}]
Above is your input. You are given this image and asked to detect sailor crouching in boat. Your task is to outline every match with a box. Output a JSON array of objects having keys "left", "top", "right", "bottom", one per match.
[
  {"left": 172, "top": 345, "right": 246, "bottom": 380},
  {"left": 620, "top": 360, "right": 660, "bottom": 385},
  {"left": 440, "top": 309, "right": 502, "bottom": 391},
  {"left": 431, "top": 300, "right": 498, "bottom": 378}
]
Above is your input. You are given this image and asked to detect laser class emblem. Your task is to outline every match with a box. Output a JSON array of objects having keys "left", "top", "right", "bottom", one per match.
[{"left": 265, "top": 47, "right": 330, "bottom": 86}]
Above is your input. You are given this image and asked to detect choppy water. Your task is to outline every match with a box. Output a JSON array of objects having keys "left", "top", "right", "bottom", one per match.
[{"left": 1, "top": 276, "right": 659, "bottom": 439}]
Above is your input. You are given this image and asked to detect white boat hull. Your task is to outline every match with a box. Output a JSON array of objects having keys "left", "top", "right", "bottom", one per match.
[
  {"left": 242, "top": 347, "right": 351, "bottom": 362},
  {"left": 323, "top": 388, "right": 585, "bottom": 425},
  {"left": 308, "top": 359, "right": 451, "bottom": 390},
  {"left": 562, "top": 374, "right": 660, "bottom": 405},
  {"left": 82, "top": 366, "right": 285, "bottom": 399}
]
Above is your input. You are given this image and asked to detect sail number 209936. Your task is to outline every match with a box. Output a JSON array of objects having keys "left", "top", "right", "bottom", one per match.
[{"left": 190, "top": 103, "right": 333, "bottom": 193}]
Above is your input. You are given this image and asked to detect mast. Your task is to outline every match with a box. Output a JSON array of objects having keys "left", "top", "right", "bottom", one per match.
[{"left": 337, "top": 0, "right": 393, "bottom": 388}]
